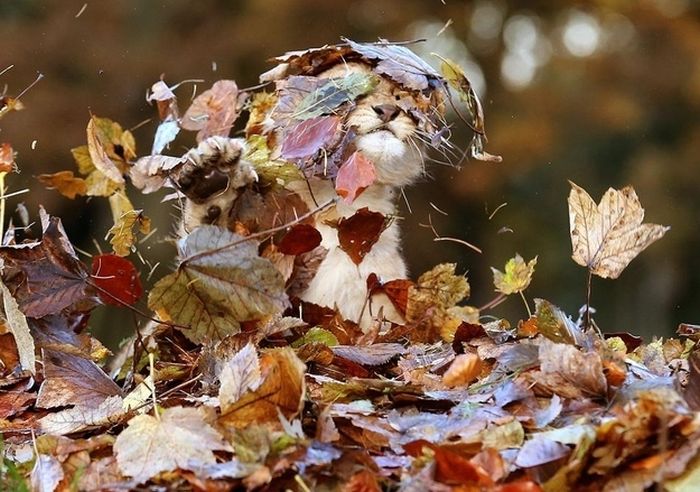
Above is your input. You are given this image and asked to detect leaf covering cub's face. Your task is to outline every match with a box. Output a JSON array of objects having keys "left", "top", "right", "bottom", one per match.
[{"left": 318, "top": 62, "right": 425, "bottom": 187}]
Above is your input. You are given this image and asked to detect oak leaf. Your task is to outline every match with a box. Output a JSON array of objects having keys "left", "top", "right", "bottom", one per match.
[
  {"left": 568, "top": 181, "right": 669, "bottom": 279},
  {"left": 491, "top": 254, "right": 537, "bottom": 295},
  {"left": 148, "top": 226, "right": 288, "bottom": 344},
  {"left": 114, "top": 406, "right": 232, "bottom": 484}
]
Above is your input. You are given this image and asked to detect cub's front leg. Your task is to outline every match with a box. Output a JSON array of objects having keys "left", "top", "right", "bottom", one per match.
[{"left": 176, "top": 136, "right": 257, "bottom": 234}]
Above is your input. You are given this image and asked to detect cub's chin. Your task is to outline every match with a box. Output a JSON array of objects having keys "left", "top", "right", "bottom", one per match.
[{"left": 355, "top": 130, "right": 423, "bottom": 187}]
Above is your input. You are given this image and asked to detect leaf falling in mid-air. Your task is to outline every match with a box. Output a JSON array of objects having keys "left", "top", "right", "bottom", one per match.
[
  {"left": 335, "top": 151, "right": 377, "bottom": 204},
  {"left": 181, "top": 80, "right": 243, "bottom": 142},
  {"left": 491, "top": 254, "right": 537, "bottom": 295},
  {"left": 148, "top": 226, "right": 288, "bottom": 344},
  {"left": 91, "top": 254, "right": 142, "bottom": 306},
  {"left": 568, "top": 181, "right": 669, "bottom": 279},
  {"left": 37, "top": 170, "right": 87, "bottom": 199},
  {"left": 107, "top": 209, "right": 151, "bottom": 257}
]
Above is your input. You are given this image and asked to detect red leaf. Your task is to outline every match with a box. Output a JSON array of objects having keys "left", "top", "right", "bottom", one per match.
[
  {"left": 335, "top": 151, "right": 377, "bottom": 203},
  {"left": 336, "top": 208, "right": 388, "bottom": 265},
  {"left": 91, "top": 254, "right": 142, "bottom": 306},
  {"left": 277, "top": 224, "right": 322, "bottom": 256},
  {"left": 280, "top": 115, "right": 340, "bottom": 159}
]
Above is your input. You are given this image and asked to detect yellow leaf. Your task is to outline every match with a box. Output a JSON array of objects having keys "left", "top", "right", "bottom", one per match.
[
  {"left": 568, "top": 181, "right": 669, "bottom": 279},
  {"left": 37, "top": 170, "right": 87, "bottom": 199},
  {"left": 491, "top": 254, "right": 537, "bottom": 295},
  {"left": 107, "top": 209, "right": 150, "bottom": 257}
]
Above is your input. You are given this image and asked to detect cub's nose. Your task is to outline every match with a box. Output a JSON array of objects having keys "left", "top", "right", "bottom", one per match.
[{"left": 372, "top": 104, "right": 400, "bottom": 123}]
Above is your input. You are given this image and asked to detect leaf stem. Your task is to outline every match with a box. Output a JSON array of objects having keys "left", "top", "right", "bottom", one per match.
[
  {"left": 585, "top": 270, "right": 593, "bottom": 330},
  {"left": 479, "top": 293, "right": 507, "bottom": 311},
  {"left": 519, "top": 290, "right": 532, "bottom": 318}
]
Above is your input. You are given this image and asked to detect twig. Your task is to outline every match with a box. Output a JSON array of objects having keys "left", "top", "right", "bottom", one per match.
[
  {"left": 433, "top": 236, "right": 482, "bottom": 254},
  {"left": 519, "top": 290, "right": 532, "bottom": 318}
]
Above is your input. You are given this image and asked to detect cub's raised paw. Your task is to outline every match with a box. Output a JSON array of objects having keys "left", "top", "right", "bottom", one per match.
[{"left": 177, "top": 136, "right": 257, "bottom": 233}]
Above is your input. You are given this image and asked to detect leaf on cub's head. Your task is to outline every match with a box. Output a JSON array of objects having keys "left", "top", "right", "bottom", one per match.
[
  {"left": 91, "top": 254, "right": 142, "bottom": 307},
  {"left": 335, "top": 151, "right": 377, "bottom": 204},
  {"left": 568, "top": 181, "right": 669, "bottom": 279},
  {"left": 491, "top": 254, "right": 537, "bottom": 295},
  {"left": 0, "top": 216, "right": 92, "bottom": 318},
  {"left": 280, "top": 115, "right": 341, "bottom": 161},
  {"left": 335, "top": 208, "right": 388, "bottom": 265},
  {"left": 181, "top": 80, "right": 243, "bottom": 142},
  {"left": 107, "top": 209, "right": 151, "bottom": 257},
  {"left": 37, "top": 170, "right": 87, "bottom": 199},
  {"left": 277, "top": 224, "right": 322, "bottom": 256},
  {"left": 0, "top": 143, "right": 16, "bottom": 173},
  {"left": 148, "top": 226, "right": 288, "bottom": 344}
]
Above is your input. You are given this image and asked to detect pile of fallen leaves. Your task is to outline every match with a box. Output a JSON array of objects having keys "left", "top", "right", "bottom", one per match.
[{"left": 1, "top": 40, "right": 700, "bottom": 492}]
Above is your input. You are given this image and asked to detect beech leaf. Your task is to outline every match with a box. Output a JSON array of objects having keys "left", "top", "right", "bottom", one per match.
[
  {"left": 114, "top": 406, "right": 232, "bottom": 484},
  {"left": 568, "top": 181, "right": 669, "bottom": 279},
  {"left": 148, "top": 226, "right": 288, "bottom": 344},
  {"left": 491, "top": 254, "right": 537, "bottom": 295}
]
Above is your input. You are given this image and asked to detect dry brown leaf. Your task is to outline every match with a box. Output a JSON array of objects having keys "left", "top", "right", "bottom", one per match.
[
  {"left": 37, "top": 171, "right": 87, "bottom": 199},
  {"left": 218, "top": 343, "right": 263, "bottom": 412},
  {"left": 114, "top": 406, "right": 232, "bottom": 484},
  {"left": 0, "top": 277, "right": 35, "bottom": 374},
  {"left": 442, "top": 353, "right": 482, "bottom": 387},
  {"left": 568, "top": 181, "right": 669, "bottom": 279},
  {"left": 86, "top": 116, "right": 125, "bottom": 185}
]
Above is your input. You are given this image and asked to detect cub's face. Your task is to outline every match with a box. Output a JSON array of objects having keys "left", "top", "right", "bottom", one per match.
[{"left": 319, "top": 63, "right": 426, "bottom": 187}]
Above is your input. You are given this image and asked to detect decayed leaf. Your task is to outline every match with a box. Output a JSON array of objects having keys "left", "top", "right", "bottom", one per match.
[
  {"left": 335, "top": 151, "right": 377, "bottom": 203},
  {"left": 0, "top": 277, "right": 34, "bottom": 374},
  {"left": 37, "top": 170, "right": 87, "bottom": 199},
  {"left": 568, "top": 181, "right": 669, "bottom": 279},
  {"left": 114, "top": 406, "right": 232, "bottom": 484},
  {"left": 36, "top": 350, "right": 122, "bottom": 409},
  {"left": 219, "top": 347, "right": 305, "bottom": 428},
  {"left": 336, "top": 208, "right": 389, "bottom": 265},
  {"left": 181, "top": 80, "right": 242, "bottom": 142},
  {"left": 0, "top": 216, "right": 91, "bottom": 318},
  {"left": 492, "top": 254, "right": 537, "bottom": 295},
  {"left": 148, "top": 226, "right": 288, "bottom": 344},
  {"left": 218, "top": 343, "right": 263, "bottom": 412},
  {"left": 91, "top": 254, "right": 142, "bottom": 306},
  {"left": 442, "top": 353, "right": 482, "bottom": 387},
  {"left": 107, "top": 209, "right": 151, "bottom": 257}
]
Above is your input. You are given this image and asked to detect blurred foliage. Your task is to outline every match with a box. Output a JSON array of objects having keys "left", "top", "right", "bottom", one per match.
[{"left": 1, "top": 0, "right": 699, "bottom": 343}]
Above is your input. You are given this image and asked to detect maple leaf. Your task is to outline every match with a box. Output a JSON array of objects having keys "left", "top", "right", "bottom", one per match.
[
  {"left": 568, "top": 181, "right": 669, "bottom": 279},
  {"left": 335, "top": 151, "right": 377, "bottom": 203},
  {"left": 37, "top": 170, "right": 87, "bottom": 199},
  {"left": 491, "top": 254, "right": 537, "bottom": 295},
  {"left": 148, "top": 226, "right": 288, "bottom": 344},
  {"left": 107, "top": 209, "right": 151, "bottom": 257},
  {"left": 0, "top": 215, "right": 92, "bottom": 318},
  {"left": 181, "top": 80, "right": 243, "bottom": 142},
  {"left": 114, "top": 406, "right": 232, "bottom": 484},
  {"left": 0, "top": 277, "right": 34, "bottom": 374}
]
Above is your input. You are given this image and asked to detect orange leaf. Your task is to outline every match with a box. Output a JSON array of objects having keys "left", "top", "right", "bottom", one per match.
[
  {"left": 37, "top": 171, "right": 87, "bottom": 199},
  {"left": 443, "top": 353, "right": 482, "bottom": 387}
]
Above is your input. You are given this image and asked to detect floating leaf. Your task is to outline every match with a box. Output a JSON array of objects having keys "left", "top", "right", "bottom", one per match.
[
  {"left": 91, "top": 254, "right": 142, "bottom": 306},
  {"left": 114, "top": 406, "right": 231, "bottom": 484},
  {"left": 181, "top": 80, "right": 242, "bottom": 142},
  {"left": 129, "top": 154, "right": 184, "bottom": 193},
  {"left": 335, "top": 151, "right": 377, "bottom": 203},
  {"left": 568, "top": 181, "right": 669, "bottom": 279},
  {"left": 492, "top": 254, "right": 537, "bottom": 295},
  {"left": 107, "top": 209, "right": 151, "bottom": 257},
  {"left": 86, "top": 116, "right": 126, "bottom": 185},
  {"left": 37, "top": 171, "right": 87, "bottom": 199},
  {"left": 0, "top": 277, "right": 34, "bottom": 374},
  {"left": 148, "top": 226, "right": 288, "bottom": 344},
  {"left": 0, "top": 216, "right": 91, "bottom": 318},
  {"left": 0, "top": 142, "right": 16, "bottom": 173},
  {"left": 336, "top": 208, "right": 388, "bottom": 265}
]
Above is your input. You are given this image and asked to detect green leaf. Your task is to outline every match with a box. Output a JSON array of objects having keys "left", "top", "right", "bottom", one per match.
[
  {"left": 244, "top": 135, "right": 303, "bottom": 187},
  {"left": 148, "top": 226, "right": 288, "bottom": 344},
  {"left": 491, "top": 254, "right": 537, "bottom": 295},
  {"left": 534, "top": 298, "right": 579, "bottom": 345},
  {"left": 292, "top": 327, "right": 339, "bottom": 348},
  {"left": 293, "top": 72, "right": 378, "bottom": 120}
]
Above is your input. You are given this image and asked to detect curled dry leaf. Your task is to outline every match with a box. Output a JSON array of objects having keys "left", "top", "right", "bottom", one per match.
[
  {"left": 336, "top": 208, "right": 388, "bottom": 265},
  {"left": 442, "top": 353, "right": 482, "bottom": 387},
  {"left": 492, "top": 254, "right": 537, "bottom": 295},
  {"left": 129, "top": 154, "right": 184, "bottom": 193},
  {"left": 91, "top": 254, "right": 142, "bottom": 306},
  {"left": 114, "top": 406, "right": 232, "bottom": 484},
  {"left": 219, "top": 347, "right": 306, "bottom": 429},
  {"left": 86, "top": 116, "right": 127, "bottom": 185},
  {"left": 0, "top": 277, "right": 35, "bottom": 374},
  {"left": 181, "top": 80, "right": 242, "bottom": 142},
  {"left": 148, "top": 226, "right": 288, "bottom": 344},
  {"left": 568, "top": 181, "right": 669, "bottom": 279},
  {"left": 38, "top": 395, "right": 126, "bottom": 436},
  {"left": 37, "top": 171, "right": 87, "bottom": 199},
  {"left": 335, "top": 151, "right": 377, "bottom": 204}
]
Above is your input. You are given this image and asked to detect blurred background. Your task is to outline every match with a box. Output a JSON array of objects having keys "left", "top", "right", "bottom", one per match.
[{"left": 1, "top": 0, "right": 699, "bottom": 345}]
